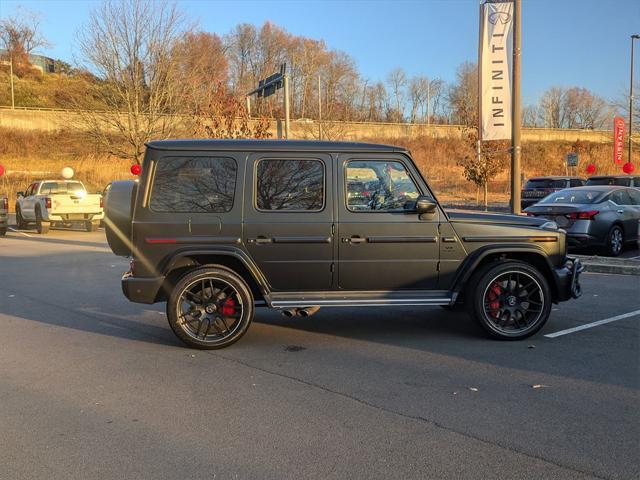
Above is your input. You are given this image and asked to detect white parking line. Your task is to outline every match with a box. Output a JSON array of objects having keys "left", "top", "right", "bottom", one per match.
[
  {"left": 545, "top": 309, "right": 640, "bottom": 338},
  {"left": 8, "top": 228, "right": 32, "bottom": 238}
]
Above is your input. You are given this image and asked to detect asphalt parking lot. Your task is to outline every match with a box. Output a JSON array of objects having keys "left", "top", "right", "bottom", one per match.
[{"left": 0, "top": 226, "right": 638, "bottom": 480}]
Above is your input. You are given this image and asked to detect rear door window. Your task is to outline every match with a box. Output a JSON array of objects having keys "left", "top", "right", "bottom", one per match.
[
  {"left": 255, "top": 159, "right": 324, "bottom": 211},
  {"left": 524, "top": 179, "right": 567, "bottom": 189},
  {"left": 150, "top": 157, "right": 237, "bottom": 213},
  {"left": 610, "top": 190, "right": 632, "bottom": 206}
]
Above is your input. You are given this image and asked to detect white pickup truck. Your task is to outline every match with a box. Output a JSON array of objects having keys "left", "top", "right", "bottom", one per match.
[
  {"left": 15, "top": 180, "right": 104, "bottom": 234},
  {"left": 0, "top": 194, "right": 7, "bottom": 236}
]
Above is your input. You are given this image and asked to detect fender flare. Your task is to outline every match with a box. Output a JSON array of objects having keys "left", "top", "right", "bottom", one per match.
[
  {"left": 159, "top": 246, "right": 271, "bottom": 297},
  {"left": 451, "top": 244, "right": 559, "bottom": 295}
]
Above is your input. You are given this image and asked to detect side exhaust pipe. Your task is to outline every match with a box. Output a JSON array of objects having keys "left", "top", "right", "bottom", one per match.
[
  {"left": 281, "top": 308, "right": 299, "bottom": 318},
  {"left": 298, "top": 306, "right": 320, "bottom": 317}
]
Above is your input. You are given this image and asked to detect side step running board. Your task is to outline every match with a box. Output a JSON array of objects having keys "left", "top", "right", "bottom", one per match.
[{"left": 268, "top": 291, "right": 453, "bottom": 308}]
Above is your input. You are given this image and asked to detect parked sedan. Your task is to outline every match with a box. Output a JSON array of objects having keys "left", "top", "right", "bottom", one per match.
[{"left": 524, "top": 186, "right": 640, "bottom": 256}]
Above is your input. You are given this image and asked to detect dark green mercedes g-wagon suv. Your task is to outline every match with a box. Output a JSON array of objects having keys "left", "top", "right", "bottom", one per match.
[{"left": 105, "top": 140, "right": 582, "bottom": 349}]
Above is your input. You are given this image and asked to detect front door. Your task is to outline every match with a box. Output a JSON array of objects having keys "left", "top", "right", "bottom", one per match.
[
  {"left": 337, "top": 155, "right": 440, "bottom": 290},
  {"left": 243, "top": 153, "right": 334, "bottom": 291}
]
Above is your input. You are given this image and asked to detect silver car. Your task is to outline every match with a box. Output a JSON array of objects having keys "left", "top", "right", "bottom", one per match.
[{"left": 524, "top": 186, "right": 640, "bottom": 256}]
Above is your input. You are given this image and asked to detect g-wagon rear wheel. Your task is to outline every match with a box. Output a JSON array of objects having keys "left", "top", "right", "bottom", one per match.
[
  {"left": 167, "top": 267, "right": 254, "bottom": 349},
  {"left": 469, "top": 261, "right": 551, "bottom": 340}
]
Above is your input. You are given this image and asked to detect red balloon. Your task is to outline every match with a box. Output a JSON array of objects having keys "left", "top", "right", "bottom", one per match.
[
  {"left": 622, "top": 162, "right": 635, "bottom": 174},
  {"left": 585, "top": 164, "right": 596, "bottom": 174},
  {"left": 0, "top": 164, "right": 4, "bottom": 177},
  {"left": 130, "top": 164, "right": 142, "bottom": 176}
]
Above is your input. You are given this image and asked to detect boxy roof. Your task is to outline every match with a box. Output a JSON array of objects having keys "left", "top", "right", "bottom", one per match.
[{"left": 146, "top": 139, "right": 407, "bottom": 153}]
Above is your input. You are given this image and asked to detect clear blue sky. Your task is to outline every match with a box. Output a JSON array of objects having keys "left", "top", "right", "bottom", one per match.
[{"left": 1, "top": 0, "right": 639, "bottom": 104}]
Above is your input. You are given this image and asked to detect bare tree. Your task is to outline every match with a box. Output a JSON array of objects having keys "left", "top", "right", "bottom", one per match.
[
  {"left": 0, "top": 7, "right": 49, "bottom": 75},
  {"left": 538, "top": 86, "right": 611, "bottom": 129},
  {"left": 193, "top": 83, "right": 271, "bottom": 139},
  {"left": 447, "top": 62, "right": 478, "bottom": 127},
  {"left": 522, "top": 104, "right": 539, "bottom": 127},
  {"left": 387, "top": 67, "right": 407, "bottom": 122},
  {"left": 408, "top": 76, "right": 429, "bottom": 123},
  {"left": 457, "top": 129, "right": 508, "bottom": 208},
  {"left": 172, "top": 31, "right": 228, "bottom": 114},
  {"left": 75, "top": 0, "right": 187, "bottom": 164}
]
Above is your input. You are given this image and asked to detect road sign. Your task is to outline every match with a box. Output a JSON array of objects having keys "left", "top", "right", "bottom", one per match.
[{"left": 566, "top": 152, "right": 578, "bottom": 167}]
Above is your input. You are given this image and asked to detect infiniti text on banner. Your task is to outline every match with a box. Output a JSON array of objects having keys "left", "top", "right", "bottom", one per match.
[{"left": 480, "top": 0, "right": 514, "bottom": 141}]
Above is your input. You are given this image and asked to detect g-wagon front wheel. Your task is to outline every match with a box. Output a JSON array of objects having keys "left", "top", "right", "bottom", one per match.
[
  {"left": 167, "top": 267, "right": 254, "bottom": 349},
  {"left": 469, "top": 261, "right": 552, "bottom": 340}
]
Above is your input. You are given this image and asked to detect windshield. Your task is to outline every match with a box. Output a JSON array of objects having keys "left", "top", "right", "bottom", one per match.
[
  {"left": 40, "top": 181, "right": 86, "bottom": 195},
  {"left": 524, "top": 179, "right": 566, "bottom": 189},
  {"left": 586, "top": 177, "right": 630, "bottom": 186},
  {"left": 538, "top": 189, "right": 602, "bottom": 204}
]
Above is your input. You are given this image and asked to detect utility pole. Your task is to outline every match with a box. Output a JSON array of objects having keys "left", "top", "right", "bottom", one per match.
[
  {"left": 511, "top": 0, "right": 522, "bottom": 214},
  {"left": 318, "top": 75, "right": 322, "bottom": 140},
  {"left": 9, "top": 56, "right": 15, "bottom": 110},
  {"left": 629, "top": 34, "right": 639, "bottom": 164},
  {"left": 283, "top": 73, "right": 290, "bottom": 139}
]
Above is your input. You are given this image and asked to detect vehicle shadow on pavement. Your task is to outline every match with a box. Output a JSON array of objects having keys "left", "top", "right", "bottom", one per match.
[{"left": 5, "top": 231, "right": 108, "bottom": 249}]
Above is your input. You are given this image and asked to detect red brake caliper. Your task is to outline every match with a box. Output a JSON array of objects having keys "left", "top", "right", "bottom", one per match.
[
  {"left": 222, "top": 297, "right": 236, "bottom": 316},
  {"left": 486, "top": 282, "right": 502, "bottom": 318}
]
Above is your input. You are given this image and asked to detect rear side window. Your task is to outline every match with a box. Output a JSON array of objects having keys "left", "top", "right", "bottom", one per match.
[
  {"left": 256, "top": 159, "right": 324, "bottom": 211},
  {"left": 150, "top": 157, "right": 237, "bottom": 213},
  {"left": 610, "top": 190, "right": 632, "bottom": 205},
  {"left": 587, "top": 177, "right": 631, "bottom": 187},
  {"left": 524, "top": 179, "right": 566, "bottom": 189},
  {"left": 539, "top": 189, "right": 602, "bottom": 204},
  {"left": 569, "top": 179, "right": 584, "bottom": 187},
  {"left": 627, "top": 189, "right": 640, "bottom": 205}
]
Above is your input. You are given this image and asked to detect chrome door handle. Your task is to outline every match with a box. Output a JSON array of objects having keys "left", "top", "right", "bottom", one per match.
[
  {"left": 616, "top": 209, "right": 624, "bottom": 214},
  {"left": 342, "top": 236, "right": 366, "bottom": 244},
  {"left": 251, "top": 237, "right": 273, "bottom": 244}
]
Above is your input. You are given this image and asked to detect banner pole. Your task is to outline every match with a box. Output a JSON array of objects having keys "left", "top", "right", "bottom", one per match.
[
  {"left": 511, "top": 0, "right": 522, "bottom": 214},
  {"left": 478, "top": 1, "right": 484, "bottom": 209}
]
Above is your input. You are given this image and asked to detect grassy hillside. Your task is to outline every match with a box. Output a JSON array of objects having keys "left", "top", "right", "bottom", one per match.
[{"left": 0, "top": 127, "right": 625, "bottom": 211}]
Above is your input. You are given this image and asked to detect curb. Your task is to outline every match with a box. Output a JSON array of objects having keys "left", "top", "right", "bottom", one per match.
[{"left": 575, "top": 255, "right": 640, "bottom": 276}]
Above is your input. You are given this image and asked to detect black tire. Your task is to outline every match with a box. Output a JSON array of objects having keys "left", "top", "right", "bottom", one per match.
[
  {"left": 35, "top": 208, "right": 50, "bottom": 234},
  {"left": 85, "top": 220, "right": 99, "bottom": 232},
  {"left": 15, "top": 206, "right": 27, "bottom": 229},
  {"left": 166, "top": 267, "right": 254, "bottom": 349},
  {"left": 468, "top": 260, "right": 552, "bottom": 340},
  {"left": 0, "top": 227, "right": 6, "bottom": 237},
  {"left": 603, "top": 225, "right": 624, "bottom": 257}
]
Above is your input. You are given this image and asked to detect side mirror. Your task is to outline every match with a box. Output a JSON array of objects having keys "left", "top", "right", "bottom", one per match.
[
  {"left": 16, "top": 192, "right": 24, "bottom": 198},
  {"left": 415, "top": 195, "right": 437, "bottom": 215}
]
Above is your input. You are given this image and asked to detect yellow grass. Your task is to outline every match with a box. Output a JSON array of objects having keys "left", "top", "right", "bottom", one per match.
[{"left": 0, "top": 128, "right": 626, "bottom": 211}]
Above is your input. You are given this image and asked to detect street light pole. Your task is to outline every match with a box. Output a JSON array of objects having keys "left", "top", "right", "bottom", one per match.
[
  {"left": 511, "top": 0, "right": 522, "bottom": 214},
  {"left": 283, "top": 73, "right": 290, "bottom": 140},
  {"left": 629, "top": 34, "right": 639, "bottom": 164}
]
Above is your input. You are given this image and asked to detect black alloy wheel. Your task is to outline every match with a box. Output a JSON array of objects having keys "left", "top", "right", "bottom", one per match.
[
  {"left": 469, "top": 261, "right": 552, "bottom": 340},
  {"left": 167, "top": 267, "right": 254, "bottom": 349}
]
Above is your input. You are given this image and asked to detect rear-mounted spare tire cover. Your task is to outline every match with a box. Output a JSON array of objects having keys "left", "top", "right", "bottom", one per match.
[{"left": 104, "top": 180, "right": 137, "bottom": 257}]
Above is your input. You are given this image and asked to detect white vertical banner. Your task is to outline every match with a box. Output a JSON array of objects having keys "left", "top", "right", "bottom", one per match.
[{"left": 479, "top": 0, "right": 514, "bottom": 141}]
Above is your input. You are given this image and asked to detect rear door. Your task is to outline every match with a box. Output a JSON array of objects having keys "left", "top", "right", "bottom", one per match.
[
  {"left": 611, "top": 189, "right": 640, "bottom": 242},
  {"left": 337, "top": 154, "right": 440, "bottom": 290},
  {"left": 132, "top": 153, "right": 244, "bottom": 277},
  {"left": 243, "top": 152, "right": 334, "bottom": 291}
]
